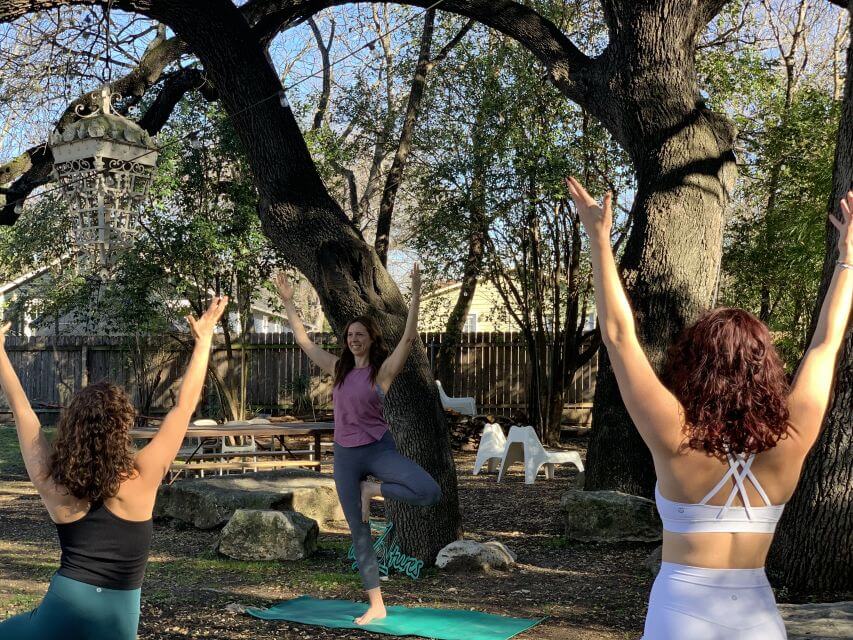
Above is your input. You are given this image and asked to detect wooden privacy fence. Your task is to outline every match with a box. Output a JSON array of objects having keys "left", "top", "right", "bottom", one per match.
[{"left": 0, "top": 332, "right": 598, "bottom": 417}]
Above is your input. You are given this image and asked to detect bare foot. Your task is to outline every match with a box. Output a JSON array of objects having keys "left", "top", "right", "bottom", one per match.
[
  {"left": 355, "top": 603, "right": 387, "bottom": 625},
  {"left": 360, "top": 480, "right": 383, "bottom": 523}
]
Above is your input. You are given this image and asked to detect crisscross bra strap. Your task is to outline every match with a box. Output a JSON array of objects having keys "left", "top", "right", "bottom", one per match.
[{"left": 698, "top": 453, "right": 772, "bottom": 520}]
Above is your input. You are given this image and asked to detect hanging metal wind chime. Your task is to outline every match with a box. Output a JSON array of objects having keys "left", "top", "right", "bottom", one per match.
[{"left": 49, "top": 86, "right": 158, "bottom": 268}]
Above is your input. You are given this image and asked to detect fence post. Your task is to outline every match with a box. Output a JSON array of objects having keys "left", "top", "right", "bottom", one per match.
[{"left": 80, "top": 343, "right": 88, "bottom": 389}]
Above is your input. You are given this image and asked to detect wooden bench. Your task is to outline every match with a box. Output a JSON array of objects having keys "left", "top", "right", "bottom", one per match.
[
  {"left": 173, "top": 450, "right": 319, "bottom": 462},
  {"left": 169, "top": 458, "right": 321, "bottom": 479}
]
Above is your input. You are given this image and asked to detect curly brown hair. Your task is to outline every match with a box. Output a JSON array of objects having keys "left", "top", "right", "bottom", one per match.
[
  {"left": 49, "top": 381, "right": 138, "bottom": 502},
  {"left": 661, "top": 308, "right": 790, "bottom": 456}
]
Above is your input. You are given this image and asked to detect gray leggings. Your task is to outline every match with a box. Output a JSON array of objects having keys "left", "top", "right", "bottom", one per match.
[{"left": 333, "top": 431, "right": 441, "bottom": 590}]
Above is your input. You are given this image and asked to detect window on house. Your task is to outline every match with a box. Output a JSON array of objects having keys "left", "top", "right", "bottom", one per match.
[{"left": 463, "top": 313, "right": 477, "bottom": 332}]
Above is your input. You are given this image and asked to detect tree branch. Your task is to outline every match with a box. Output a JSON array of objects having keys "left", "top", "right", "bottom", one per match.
[
  {"left": 307, "top": 16, "right": 333, "bottom": 130},
  {"left": 428, "top": 18, "right": 474, "bottom": 68}
]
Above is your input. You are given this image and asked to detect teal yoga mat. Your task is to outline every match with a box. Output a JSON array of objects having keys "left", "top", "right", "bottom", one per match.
[{"left": 247, "top": 596, "right": 544, "bottom": 640}]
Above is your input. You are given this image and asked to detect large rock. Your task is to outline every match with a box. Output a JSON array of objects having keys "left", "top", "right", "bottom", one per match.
[
  {"left": 645, "top": 545, "right": 662, "bottom": 576},
  {"left": 155, "top": 469, "right": 344, "bottom": 530},
  {"left": 560, "top": 489, "right": 661, "bottom": 542},
  {"left": 780, "top": 602, "right": 853, "bottom": 639},
  {"left": 435, "top": 540, "right": 516, "bottom": 572},
  {"left": 218, "top": 509, "right": 318, "bottom": 561}
]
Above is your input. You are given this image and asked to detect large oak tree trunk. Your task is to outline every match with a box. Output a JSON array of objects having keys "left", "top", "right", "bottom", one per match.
[
  {"left": 142, "top": 0, "right": 462, "bottom": 561},
  {"left": 766, "top": 10, "right": 853, "bottom": 596},
  {"left": 581, "top": 8, "right": 738, "bottom": 496}
]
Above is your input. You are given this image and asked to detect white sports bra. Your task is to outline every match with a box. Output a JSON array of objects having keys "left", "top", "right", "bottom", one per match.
[{"left": 655, "top": 453, "right": 786, "bottom": 534}]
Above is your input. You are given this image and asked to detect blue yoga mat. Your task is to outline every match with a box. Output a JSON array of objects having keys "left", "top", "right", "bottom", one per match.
[{"left": 247, "top": 596, "right": 544, "bottom": 640}]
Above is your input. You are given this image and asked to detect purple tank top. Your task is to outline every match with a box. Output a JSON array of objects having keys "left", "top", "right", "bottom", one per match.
[{"left": 333, "top": 367, "right": 389, "bottom": 447}]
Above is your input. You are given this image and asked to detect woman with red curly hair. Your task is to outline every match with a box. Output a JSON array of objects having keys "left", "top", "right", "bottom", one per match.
[
  {"left": 567, "top": 177, "right": 853, "bottom": 640},
  {"left": 0, "top": 296, "right": 228, "bottom": 640}
]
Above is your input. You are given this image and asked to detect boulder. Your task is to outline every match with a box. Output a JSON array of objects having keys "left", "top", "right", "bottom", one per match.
[
  {"left": 435, "top": 540, "right": 516, "bottom": 572},
  {"left": 780, "top": 601, "right": 853, "bottom": 640},
  {"left": 560, "top": 489, "right": 661, "bottom": 542},
  {"left": 218, "top": 509, "right": 318, "bottom": 561},
  {"left": 155, "top": 469, "right": 344, "bottom": 530},
  {"left": 645, "top": 545, "right": 662, "bottom": 576}
]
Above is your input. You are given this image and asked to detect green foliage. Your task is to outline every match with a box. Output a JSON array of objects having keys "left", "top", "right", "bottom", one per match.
[{"left": 722, "top": 87, "right": 838, "bottom": 366}]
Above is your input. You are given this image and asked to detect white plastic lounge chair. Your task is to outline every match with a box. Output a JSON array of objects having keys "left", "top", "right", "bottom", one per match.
[
  {"left": 498, "top": 425, "right": 584, "bottom": 484},
  {"left": 473, "top": 423, "right": 508, "bottom": 475},
  {"left": 436, "top": 380, "right": 476, "bottom": 416}
]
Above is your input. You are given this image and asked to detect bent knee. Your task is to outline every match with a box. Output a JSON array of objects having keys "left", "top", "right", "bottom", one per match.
[{"left": 418, "top": 480, "right": 442, "bottom": 506}]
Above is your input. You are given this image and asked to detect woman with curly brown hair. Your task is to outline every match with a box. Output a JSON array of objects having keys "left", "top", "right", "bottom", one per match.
[
  {"left": 0, "top": 296, "right": 228, "bottom": 640},
  {"left": 567, "top": 177, "right": 853, "bottom": 640}
]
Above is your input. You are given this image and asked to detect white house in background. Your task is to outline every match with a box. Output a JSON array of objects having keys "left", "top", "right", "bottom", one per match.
[
  {"left": 419, "top": 279, "right": 597, "bottom": 333},
  {"left": 0, "top": 268, "right": 313, "bottom": 337}
]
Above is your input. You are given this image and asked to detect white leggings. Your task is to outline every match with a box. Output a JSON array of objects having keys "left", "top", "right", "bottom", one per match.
[{"left": 643, "top": 562, "right": 787, "bottom": 639}]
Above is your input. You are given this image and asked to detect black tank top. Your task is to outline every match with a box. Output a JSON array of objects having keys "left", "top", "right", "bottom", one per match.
[{"left": 56, "top": 501, "right": 153, "bottom": 590}]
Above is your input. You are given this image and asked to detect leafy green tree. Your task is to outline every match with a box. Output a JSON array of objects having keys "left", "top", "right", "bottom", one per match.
[{"left": 409, "top": 25, "right": 630, "bottom": 442}]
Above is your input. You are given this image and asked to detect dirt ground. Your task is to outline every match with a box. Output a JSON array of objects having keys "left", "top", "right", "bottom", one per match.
[{"left": 0, "top": 427, "right": 652, "bottom": 639}]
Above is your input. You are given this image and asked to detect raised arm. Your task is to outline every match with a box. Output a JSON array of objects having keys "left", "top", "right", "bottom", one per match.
[
  {"left": 787, "top": 193, "right": 853, "bottom": 447},
  {"left": 0, "top": 322, "right": 53, "bottom": 491},
  {"left": 135, "top": 296, "right": 228, "bottom": 483},
  {"left": 275, "top": 273, "right": 337, "bottom": 376},
  {"left": 567, "top": 177, "right": 682, "bottom": 451},
  {"left": 377, "top": 263, "right": 421, "bottom": 392}
]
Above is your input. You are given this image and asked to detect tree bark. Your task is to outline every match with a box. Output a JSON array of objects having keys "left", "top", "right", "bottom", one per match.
[{"left": 766, "top": 7, "right": 853, "bottom": 596}]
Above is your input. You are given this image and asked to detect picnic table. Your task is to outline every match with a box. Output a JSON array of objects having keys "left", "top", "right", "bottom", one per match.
[{"left": 130, "top": 421, "right": 335, "bottom": 482}]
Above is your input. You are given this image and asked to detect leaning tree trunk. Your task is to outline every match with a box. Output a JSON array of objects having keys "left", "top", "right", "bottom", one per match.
[
  {"left": 766, "top": 10, "right": 853, "bottom": 596},
  {"left": 140, "top": 0, "right": 462, "bottom": 561}
]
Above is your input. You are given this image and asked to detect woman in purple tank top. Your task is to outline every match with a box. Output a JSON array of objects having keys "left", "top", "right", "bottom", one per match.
[{"left": 276, "top": 265, "right": 441, "bottom": 625}]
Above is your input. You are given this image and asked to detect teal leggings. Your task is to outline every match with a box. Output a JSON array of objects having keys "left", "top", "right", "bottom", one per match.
[{"left": 0, "top": 573, "right": 140, "bottom": 640}]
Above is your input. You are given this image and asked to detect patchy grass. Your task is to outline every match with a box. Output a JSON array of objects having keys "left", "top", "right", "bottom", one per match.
[
  {"left": 0, "top": 426, "right": 24, "bottom": 477},
  {"left": 0, "top": 425, "right": 55, "bottom": 478}
]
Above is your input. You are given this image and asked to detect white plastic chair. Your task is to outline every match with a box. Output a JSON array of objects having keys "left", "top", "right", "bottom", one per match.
[
  {"left": 498, "top": 425, "right": 584, "bottom": 484},
  {"left": 219, "top": 420, "right": 257, "bottom": 455},
  {"left": 435, "top": 380, "right": 476, "bottom": 416},
  {"left": 473, "top": 423, "right": 507, "bottom": 475}
]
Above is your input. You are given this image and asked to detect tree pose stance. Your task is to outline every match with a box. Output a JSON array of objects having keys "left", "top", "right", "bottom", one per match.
[
  {"left": 567, "top": 176, "right": 852, "bottom": 639},
  {"left": 276, "top": 267, "right": 441, "bottom": 626},
  {"left": 0, "top": 296, "right": 227, "bottom": 640}
]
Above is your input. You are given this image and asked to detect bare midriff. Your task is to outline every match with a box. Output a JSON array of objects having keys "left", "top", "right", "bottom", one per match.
[{"left": 662, "top": 529, "right": 775, "bottom": 569}]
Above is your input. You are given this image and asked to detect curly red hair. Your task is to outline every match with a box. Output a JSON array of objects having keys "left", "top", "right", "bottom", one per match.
[
  {"left": 49, "top": 381, "right": 137, "bottom": 502},
  {"left": 661, "top": 308, "right": 790, "bottom": 456}
]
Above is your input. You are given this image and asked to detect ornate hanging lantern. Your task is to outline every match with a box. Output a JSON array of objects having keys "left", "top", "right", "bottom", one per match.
[{"left": 49, "top": 86, "right": 158, "bottom": 268}]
